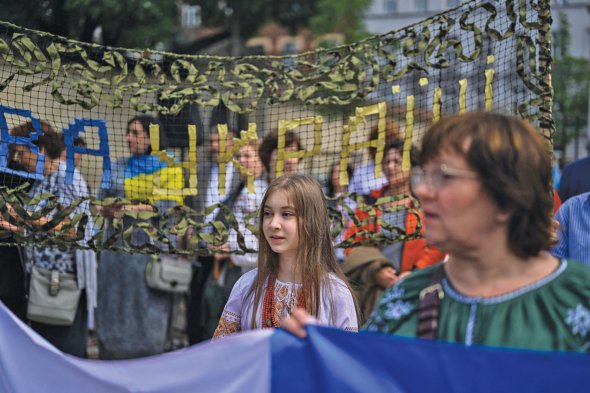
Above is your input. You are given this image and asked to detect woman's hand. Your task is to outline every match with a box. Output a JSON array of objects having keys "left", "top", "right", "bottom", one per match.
[
  {"left": 96, "top": 203, "right": 125, "bottom": 219},
  {"left": 280, "top": 308, "right": 317, "bottom": 339},
  {"left": 375, "top": 266, "right": 399, "bottom": 289},
  {"left": 0, "top": 204, "right": 23, "bottom": 233}
]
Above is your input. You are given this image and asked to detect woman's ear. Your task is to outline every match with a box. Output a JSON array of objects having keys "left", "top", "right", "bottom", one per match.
[{"left": 495, "top": 209, "right": 511, "bottom": 224}]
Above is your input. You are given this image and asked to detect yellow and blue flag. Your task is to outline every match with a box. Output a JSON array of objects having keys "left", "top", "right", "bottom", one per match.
[{"left": 124, "top": 155, "right": 184, "bottom": 205}]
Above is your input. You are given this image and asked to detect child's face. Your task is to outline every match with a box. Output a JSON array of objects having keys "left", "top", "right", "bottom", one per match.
[
  {"left": 127, "top": 120, "right": 150, "bottom": 155},
  {"left": 262, "top": 189, "right": 300, "bottom": 260},
  {"left": 12, "top": 144, "right": 38, "bottom": 173},
  {"left": 238, "top": 145, "right": 263, "bottom": 179},
  {"left": 268, "top": 144, "right": 300, "bottom": 181},
  {"left": 383, "top": 148, "right": 409, "bottom": 190}
]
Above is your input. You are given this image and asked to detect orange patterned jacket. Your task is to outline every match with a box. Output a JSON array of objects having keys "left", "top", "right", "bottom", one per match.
[{"left": 343, "top": 188, "right": 446, "bottom": 274}]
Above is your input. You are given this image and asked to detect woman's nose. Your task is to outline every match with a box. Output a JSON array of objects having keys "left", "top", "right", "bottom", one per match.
[{"left": 413, "top": 182, "right": 434, "bottom": 202}]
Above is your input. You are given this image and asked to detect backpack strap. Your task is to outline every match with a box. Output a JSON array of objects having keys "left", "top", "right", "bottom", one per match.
[{"left": 416, "top": 265, "right": 445, "bottom": 339}]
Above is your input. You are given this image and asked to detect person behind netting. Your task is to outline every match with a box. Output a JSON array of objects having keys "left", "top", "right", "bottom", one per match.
[
  {"left": 343, "top": 139, "right": 445, "bottom": 277},
  {"left": 347, "top": 121, "right": 401, "bottom": 196},
  {"left": 258, "top": 130, "right": 301, "bottom": 183},
  {"left": 0, "top": 130, "right": 34, "bottom": 322},
  {"left": 95, "top": 115, "right": 183, "bottom": 359},
  {"left": 198, "top": 138, "right": 268, "bottom": 339},
  {"left": 557, "top": 154, "right": 590, "bottom": 203},
  {"left": 185, "top": 127, "right": 241, "bottom": 344},
  {"left": 552, "top": 191, "right": 590, "bottom": 265},
  {"left": 325, "top": 161, "right": 355, "bottom": 263},
  {"left": 59, "top": 135, "right": 98, "bottom": 330},
  {"left": 9, "top": 120, "right": 95, "bottom": 357},
  {"left": 62, "top": 136, "right": 92, "bottom": 194},
  {"left": 342, "top": 247, "right": 398, "bottom": 326},
  {"left": 226, "top": 138, "right": 268, "bottom": 274},
  {"left": 212, "top": 174, "right": 358, "bottom": 340},
  {"left": 284, "top": 112, "right": 590, "bottom": 353}
]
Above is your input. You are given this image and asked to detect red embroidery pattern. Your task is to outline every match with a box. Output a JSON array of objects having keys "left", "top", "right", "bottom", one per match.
[
  {"left": 262, "top": 277, "right": 305, "bottom": 328},
  {"left": 213, "top": 313, "right": 241, "bottom": 339}
]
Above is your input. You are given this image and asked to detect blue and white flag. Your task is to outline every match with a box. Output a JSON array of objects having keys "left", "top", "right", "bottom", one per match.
[{"left": 1, "top": 302, "right": 588, "bottom": 393}]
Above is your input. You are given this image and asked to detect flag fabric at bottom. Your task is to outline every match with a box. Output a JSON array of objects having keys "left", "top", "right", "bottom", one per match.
[{"left": 1, "top": 302, "right": 588, "bottom": 392}]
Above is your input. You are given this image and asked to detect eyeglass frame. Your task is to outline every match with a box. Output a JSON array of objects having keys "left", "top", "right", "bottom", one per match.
[{"left": 410, "top": 163, "right": 478, "bottom": 191}]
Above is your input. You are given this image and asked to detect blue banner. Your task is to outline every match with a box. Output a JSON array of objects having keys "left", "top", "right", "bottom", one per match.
[{"left": 1, "top": 302, "right": 588, "bottom": 393}]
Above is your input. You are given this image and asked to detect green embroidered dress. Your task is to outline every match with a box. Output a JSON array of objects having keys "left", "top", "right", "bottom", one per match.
[{"left": 365, "top": 259, "right": 590, "bottom": 352}]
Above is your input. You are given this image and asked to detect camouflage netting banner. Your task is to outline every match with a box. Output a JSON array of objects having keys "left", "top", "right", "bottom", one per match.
[{"left": 0, "top": 0, "right": 552, "bottom": 255}]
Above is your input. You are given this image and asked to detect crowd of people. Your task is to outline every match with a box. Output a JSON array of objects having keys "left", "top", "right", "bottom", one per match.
[{"left": 1, "top": 111, "right": 589, "bottom": 361}]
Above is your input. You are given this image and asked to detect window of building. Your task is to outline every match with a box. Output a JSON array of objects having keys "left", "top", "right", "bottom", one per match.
[
  {"left": 415, "top": 0, "right": 428, "bottom": 12},
  {"left": 448, "top": 0, "right": 461, "bottom": 7},
  {"left": 384, "top": 0, "right": 397, "bottom": 14},
  {"left": 283, "top": 42, "right": 298, "bottom": 67},
  {"left": 181, "top": 4, "right": 201, "bottom": 28}
]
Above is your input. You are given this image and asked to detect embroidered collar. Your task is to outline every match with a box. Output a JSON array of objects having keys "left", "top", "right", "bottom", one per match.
[{"left": 441, "top": 259, "right": 568, "bottom": 305}]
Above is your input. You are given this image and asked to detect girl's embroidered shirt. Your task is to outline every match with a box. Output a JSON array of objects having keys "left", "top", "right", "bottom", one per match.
[{"left": 213, "top": 269, "right": 358, "bottom": 339}]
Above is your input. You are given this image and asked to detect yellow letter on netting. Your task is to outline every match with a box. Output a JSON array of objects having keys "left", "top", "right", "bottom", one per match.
[
  {"left": 275, "top": 116, "right": 323, "bottom": 178},
  {"left": 150, "top": 123, "right": 198, "bottom": 198},
  {"left": 217, "top": 124, "right": 232, "bottom": 196},
  {"left": 339, "top": 102, "right": 387, "bottom": 186},
  {"left": 459, "top": 79, "right": 468, "bottom": 114},
  {"left": 433, "top": 87, "right": 442, "bottom": 123},
  {"left": 485, "top": 55, "right": 495, "bottom": 112},
  {"left": 403, "top": 95, "right": 415, "bottom": 172},
  {"left": 231, "top": 123, "right": 259, "bottom": 194}
]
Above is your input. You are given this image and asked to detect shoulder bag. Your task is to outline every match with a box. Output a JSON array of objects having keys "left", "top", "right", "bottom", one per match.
[
  {"left": 145, "top": 255, "right": 193, "bottom": 293},
  {"left": 27, "top": 266, "right": 81, "bottom": 326}
]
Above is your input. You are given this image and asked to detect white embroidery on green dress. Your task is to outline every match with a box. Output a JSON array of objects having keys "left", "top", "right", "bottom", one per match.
[
  {"left": 380, "top": 287, "right": 405, "bottom": 304},
  {"left": 566, "top": 304, "right": 590, "bottom": 337},
  {"left": 384, "top": 300, "right": 413, "bottom": 320}
]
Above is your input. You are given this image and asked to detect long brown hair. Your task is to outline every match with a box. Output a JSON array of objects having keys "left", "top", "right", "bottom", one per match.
[{"left": 248, "top": 173, "right": 358, "bottom": 328}]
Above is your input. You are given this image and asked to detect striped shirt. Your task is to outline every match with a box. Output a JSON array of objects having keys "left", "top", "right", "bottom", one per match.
[{"left": 552, "top": 192, "right": 590, "bottom": 265}]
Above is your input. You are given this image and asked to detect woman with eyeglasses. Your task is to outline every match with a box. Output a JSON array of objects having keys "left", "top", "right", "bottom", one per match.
[
  {"left": 283, "top": 112, "right": 590, "bottom": 352},
  {"left": 343, "top": 139, "right": 445, "bottom": 280}
]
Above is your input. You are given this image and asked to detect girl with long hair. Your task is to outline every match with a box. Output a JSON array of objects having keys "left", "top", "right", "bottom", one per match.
[{"left": 213, "top": 174, "right": 358, "bottom": 338}]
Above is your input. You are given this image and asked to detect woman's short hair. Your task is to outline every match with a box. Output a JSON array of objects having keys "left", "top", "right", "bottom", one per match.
[
  {"left": 368, "top": 121, "right": 401, "bottom": 160},
  {"left": 10, "top": 120, "right": 64, "bottom": 160},
  {"left": 417, "top": 112, "right": 554, "bottom": 258},
  {"left": 327, "top": 161, "right": 353, "bottom": 197},
  {"left": 127, "top": 115, "right": 162, "bottom": 155},
  {"left": 258, "top": 130, "right": 301, "bottom": 174}
]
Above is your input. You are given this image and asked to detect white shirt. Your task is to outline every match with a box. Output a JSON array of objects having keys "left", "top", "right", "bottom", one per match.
[
  {"left": 213, "top": 269, "right": 358, "bottom": 339},
  {"left": 204, "top": 162, "right": 235, "bottom": 223},
  {"left": 348, "top": 162, "right": 387, "bottom": 196},
  {"left": 228, "top": 178, "right": 268, "bottom": 273}
]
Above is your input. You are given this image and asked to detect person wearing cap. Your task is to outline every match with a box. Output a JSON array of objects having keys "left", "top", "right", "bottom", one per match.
[{"left": 343, "top": 247, "right": 398, "bottom": 325}]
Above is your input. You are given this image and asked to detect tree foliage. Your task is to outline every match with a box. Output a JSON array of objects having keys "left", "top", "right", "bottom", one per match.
[
  {"left": 1, "top": 0, "right": 180, "bottom": 49},
  {"left": 552, "top": 12, "right": 590, "bottom": 152},
  {"left": 1, "top": 0, "right": 372, "bottom": 50},
  {"left": 309, "top": 0, "right": 372, "bottom": 43}
]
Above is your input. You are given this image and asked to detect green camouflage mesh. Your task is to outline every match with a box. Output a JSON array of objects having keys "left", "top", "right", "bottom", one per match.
[{"left": 0, "top": 0, "right": 552, "bottom": 256}]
